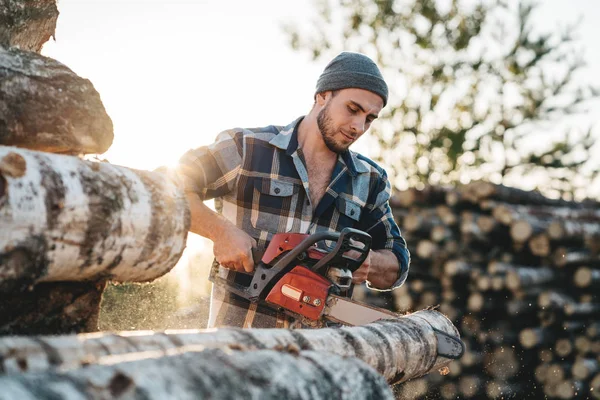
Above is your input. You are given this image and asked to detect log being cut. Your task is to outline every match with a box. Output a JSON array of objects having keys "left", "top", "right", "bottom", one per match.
[
  {"left": 0, "top": 347, "right": 395, "bottom": 400},
  {"left": 0, "top": 146, "right": 190, "bottom": 292},
  {"left": 0, "top": 310, "right": 460, "bottom": 386}
]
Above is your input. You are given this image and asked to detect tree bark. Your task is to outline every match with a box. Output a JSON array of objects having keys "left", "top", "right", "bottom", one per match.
[
  {"left": 0, "top": 348, "right": 395, "bottom": 400},
  {"left": 0, "top": 0, "right": 58, "bottom": 52},
  {"left": 0, "top": 47, "right": 113, "bottom": 154},
  {"left": 0, "top": 146, "right": 190, "bottom": 293},
  {"left": 0, "top": 310, "right": 461, "bottom": 385}
]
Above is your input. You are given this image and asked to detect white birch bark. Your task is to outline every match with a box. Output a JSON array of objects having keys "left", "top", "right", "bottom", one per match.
[
  {"left": 0, "top": 309, "right": 459, "bottom": 385},
  {"left": 0, "top": 347, "right": 395, "bottom": 400},
  {"left": 0, "top": 146, "right": 190, "bottom": 292}
]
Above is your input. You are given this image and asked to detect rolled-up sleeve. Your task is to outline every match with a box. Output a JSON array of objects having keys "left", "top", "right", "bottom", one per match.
[
  {"left": 360, "top": 169, "right": 410, "bottom": 291},
  {"left": 175, "top": 129, "right": 244, "bottom": 200}
]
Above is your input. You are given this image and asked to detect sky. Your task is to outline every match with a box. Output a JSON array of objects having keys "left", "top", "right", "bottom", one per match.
[
  {"left": 42, "top": 0, "right": 600, "bottom": 172},
  {"left": 43, "top": 0, "right": 322, "bottom": 171},
  {"left": 40, "top": 0, "right": 600, "bottom": 273}
]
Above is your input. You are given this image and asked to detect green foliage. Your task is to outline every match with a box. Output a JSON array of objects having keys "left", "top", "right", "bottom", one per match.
[
  {"left": 99, "top": 278, "right": 179, "bottom": 331},
  {"left": 284, "top": 0, "right": 600, "bottom": 199}
]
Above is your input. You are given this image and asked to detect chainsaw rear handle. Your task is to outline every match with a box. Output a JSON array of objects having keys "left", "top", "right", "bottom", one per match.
[{"left": 210, "top": 228, "right": 371, "bottom": 302}]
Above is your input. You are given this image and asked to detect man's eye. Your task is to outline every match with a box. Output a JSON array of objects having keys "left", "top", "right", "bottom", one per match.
[{"left": 348, "top": 106, "right": 357, "bottom": 114}]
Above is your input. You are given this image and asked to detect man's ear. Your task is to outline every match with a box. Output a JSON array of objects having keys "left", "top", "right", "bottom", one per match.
[{"left": 316, "top": 91, "right": 328, "bottom": 106}]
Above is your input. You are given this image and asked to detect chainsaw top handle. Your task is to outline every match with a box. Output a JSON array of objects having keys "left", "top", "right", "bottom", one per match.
[
  {"left": 266, "top": 227, "right": 371, "bottom": 274},
  {"left": 311, "top": 227, "right": 371, "bottom": 273}
]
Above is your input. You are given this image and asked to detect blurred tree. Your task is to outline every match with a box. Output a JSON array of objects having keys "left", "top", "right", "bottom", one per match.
[{"left": 285, "top": 0, "right": 600, "bottom": 199}]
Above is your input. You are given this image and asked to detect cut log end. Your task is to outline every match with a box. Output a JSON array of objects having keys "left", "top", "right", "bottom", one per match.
[{"left": 510, "top": 220, "right": 534, "bottom": 243}]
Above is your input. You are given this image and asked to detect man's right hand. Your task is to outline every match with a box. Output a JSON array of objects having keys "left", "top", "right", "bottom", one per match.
[
  {"left": 184, "top": 192, "right": 258, "bottom": 274},
  {"left": 212, "top": 225, "right": 257, "bottom": 273}
]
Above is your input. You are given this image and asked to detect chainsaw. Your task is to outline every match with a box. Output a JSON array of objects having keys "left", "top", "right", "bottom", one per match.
[{"left": 209, "top": 227, "right": 464, "bottom": 359}]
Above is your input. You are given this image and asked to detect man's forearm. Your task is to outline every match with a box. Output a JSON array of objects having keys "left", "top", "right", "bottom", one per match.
[
  {"left": 367, "top": 249, "right": 400, "bottom": 289},
  {"left": 185, "top": 192, "right": 235, "bottom": 241}
]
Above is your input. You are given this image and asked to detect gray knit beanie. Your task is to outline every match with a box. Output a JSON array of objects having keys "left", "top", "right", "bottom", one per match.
[{"left": 315, "top": 52, "right": 388, "bottom": 106}]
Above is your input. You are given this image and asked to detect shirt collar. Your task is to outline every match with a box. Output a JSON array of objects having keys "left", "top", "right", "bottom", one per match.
[{"left": 269, "top": 116, "right": 370, "bottom": 176}]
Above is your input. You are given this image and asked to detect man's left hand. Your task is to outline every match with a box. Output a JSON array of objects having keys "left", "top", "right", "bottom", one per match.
[{"left": 351, "top": 250, "right": 371, "bottom": 284}]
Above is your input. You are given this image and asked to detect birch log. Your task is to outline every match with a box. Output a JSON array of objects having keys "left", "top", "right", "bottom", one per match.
[
  {"left": 0, "top": 146, "right": 190, "bottom": 293},
  {"left": 0, "top": 310, "right": 460, "bottom": 385},
  {"left": 0, "top": 348, "right": 394, "bottom": 400},
  {"left": 0, "top": 46, "right": 113, "bottom": 154},
  {"left": 0, "top": 0, "right": 58, "bottom": 52}
]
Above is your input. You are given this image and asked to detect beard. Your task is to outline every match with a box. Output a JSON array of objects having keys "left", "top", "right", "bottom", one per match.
[{"left": 317, "top": 102, "right": 350, "bottom": 154}]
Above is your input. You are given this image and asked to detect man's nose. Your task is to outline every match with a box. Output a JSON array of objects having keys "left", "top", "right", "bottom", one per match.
[{"left": 350, "top": 117, "right": 366, "bottom": 135}]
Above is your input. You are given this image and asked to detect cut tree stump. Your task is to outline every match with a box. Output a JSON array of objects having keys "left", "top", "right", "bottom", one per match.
[
  {"left": 0, "top": 0, "right": 58, "bottom": 52},
  {"left": 0, "top": 146, "right": 190, "bottom": 293},
  {"left": 0, "top": 46, "right": 113, "bottom": 154}
]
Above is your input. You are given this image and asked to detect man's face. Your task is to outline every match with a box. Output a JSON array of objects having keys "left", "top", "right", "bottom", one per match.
[{"left": 316, "top": 88, "right": 383, "bottom": 154}]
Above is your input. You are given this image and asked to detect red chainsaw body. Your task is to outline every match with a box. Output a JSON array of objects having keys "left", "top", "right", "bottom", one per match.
[
  {"left": 265, "top": 266, "right": 331, "bottom": 321},
  {"left": 262, "top": 233, "right": 326, "bottom": 265}
]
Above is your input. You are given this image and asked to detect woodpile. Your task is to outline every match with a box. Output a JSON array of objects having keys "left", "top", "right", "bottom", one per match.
[{"left": 365, "top": 182, "right": 600, "bottom": 399}]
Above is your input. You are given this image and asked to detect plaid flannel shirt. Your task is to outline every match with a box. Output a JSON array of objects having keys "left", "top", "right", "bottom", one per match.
[{"left": 176, "top": 117, "right": 410, "bottom": 328}]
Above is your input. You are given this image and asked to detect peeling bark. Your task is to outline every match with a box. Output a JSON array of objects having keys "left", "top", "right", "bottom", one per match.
[
  {"left": 0, "top": 348, "right": 394, "bottom": 400},
  {"left": 0, "top": 0, "right": 58, "bottom": 52},
  {"left": 0, "top": 47, "right": 113, "bottom": 154},
  {"left": 0, "top": 146, "right": 190, "bottom": 293},
  {"left": 0, "top": 310, "right": 459, "bottom": 385}
]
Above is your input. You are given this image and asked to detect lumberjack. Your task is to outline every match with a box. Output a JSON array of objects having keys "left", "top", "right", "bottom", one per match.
[{"left": 175, "top": 52, "right": 411, "bottom": 329}]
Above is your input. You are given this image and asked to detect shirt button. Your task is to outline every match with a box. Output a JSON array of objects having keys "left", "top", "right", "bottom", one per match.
[
  {"left": 274, "top": 188, "right": 281, "bottom": 194},
  {"left": 350, "top": 210, "right": 355, "bottom": 216}
]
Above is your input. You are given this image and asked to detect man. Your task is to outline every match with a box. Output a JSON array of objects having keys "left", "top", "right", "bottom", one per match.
[{"left": 175, "top": 52, "right": 410, "bottom": 329}]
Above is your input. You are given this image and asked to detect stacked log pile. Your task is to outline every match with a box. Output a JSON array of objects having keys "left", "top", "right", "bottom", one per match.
[
  {"left": 361, "top": 181, "right": 600, "bottom": 399},
  {"left": 0, "top": 0, "right": 189, "bottom": 335}
]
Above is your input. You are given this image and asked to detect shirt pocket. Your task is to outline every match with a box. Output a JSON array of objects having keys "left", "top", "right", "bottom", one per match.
[
  {"left": 336, "top": 196, "right": 362, "bottom": 223},
  {"left": 251, "top": 177, "right": 301, "bottom": 233}
]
